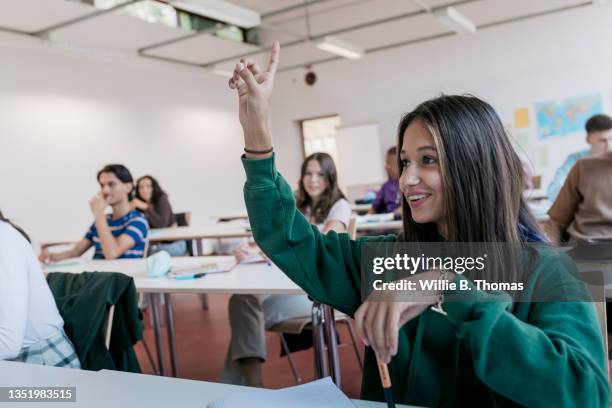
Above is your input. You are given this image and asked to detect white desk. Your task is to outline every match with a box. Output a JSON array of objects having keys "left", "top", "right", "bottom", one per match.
[
  {"left": 45, "top": 257, "right": 302, "bottom": 295},
  {"left": 44, "top": 257, "right": 330, "bottom": 381},
  {"left": 356, "top": 220, "right": 403, "bottom": 233},
  {"left": 149, "top": 224, "right": 252, "bottom": 242},
  {"left": 40, "top": 224, "right": 252, "bottom": 251},
  {"left": 0, "top": 364, "right": 415, "bottom": 408},
  {"left": 0, "top": 360, "right": 92, "bottom": 387}
]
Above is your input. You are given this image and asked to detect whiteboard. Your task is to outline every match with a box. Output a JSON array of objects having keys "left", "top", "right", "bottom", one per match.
[{"left": 335, "top": 122, "right": 385, "bottom": 187}]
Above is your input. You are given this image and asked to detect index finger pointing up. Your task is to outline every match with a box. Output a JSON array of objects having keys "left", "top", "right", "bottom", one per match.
[{"left": 266, "top": 41, "right": 280, "bottom": 75}]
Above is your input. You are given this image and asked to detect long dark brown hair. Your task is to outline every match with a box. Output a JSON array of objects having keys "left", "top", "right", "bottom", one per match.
[
  {"left": 296, "top": 152, "right": 346, "bottom": 224},
  {"left": 0, "top": 210, "right": 30, "bottom": 242},
  {"left": 136, "top": 175, "right": 167, "bottom": 207},
  {"left": 397, "top": 95, "right": 544, "bottom": 283}
]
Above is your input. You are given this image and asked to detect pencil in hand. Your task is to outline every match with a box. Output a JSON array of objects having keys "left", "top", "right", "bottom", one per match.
[{"left": 376, "top": 358, "right": 396, "bottom": 408}]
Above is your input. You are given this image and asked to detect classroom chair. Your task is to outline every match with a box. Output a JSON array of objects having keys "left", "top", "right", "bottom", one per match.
[
  {"left": 267, "top": 311, "right": 363, "bottom": 383},
  {"left": 46, "top": 271, "right": 143, "bottom": 372},
  {"left": 174, "top": 211, "right": 193, "bottom": 256},
  {"left": 266, "top": 216, "right": 363, "bottom": 383}
]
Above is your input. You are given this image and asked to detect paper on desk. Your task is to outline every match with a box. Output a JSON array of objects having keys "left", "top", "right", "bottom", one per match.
[{"left": 206, "top": 377, "right": 355, "bottom": 408}]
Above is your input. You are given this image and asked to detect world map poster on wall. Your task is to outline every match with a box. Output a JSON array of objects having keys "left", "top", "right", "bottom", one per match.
[{"left": 535, "top": 93, "right": 603, "bottom": 140}]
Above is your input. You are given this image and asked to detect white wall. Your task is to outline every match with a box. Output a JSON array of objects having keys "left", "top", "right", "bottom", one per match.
[
  {"left": 0, "top": 32, "right": 247, "bottom": 245},
  {"left": 269, "top": 3, "right": 612, "bottom": 189}
]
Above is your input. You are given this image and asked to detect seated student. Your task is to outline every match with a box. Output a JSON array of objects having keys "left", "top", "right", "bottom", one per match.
[
  {"left": 223, "top": 152, "right": 350, "bottom": 387},
  {"left": 369, "top": 146, "right": 401, "bottom": 215},
  {"left": 132, "top": 175, "right": 186, "bottom": 256},
  {"left": 0, "top": 212, "right": 80, "bottom": 367},
  {"left": 548, "top": 114, "right": 612, "bottom": 201},
  {"left": 547, "top": 149, "right": 612, "bottom": 244},
  {"left": 39, "top": 164, "right": 148, "bottom": 262},
  {"left": 227, "top": 44, "right": 609, "bottom": 406}
]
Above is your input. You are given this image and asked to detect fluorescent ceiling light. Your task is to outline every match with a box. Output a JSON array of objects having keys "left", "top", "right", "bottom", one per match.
[
  {"left": 316, "top": 36, "right": 365, "bottom": 59},
  {"left": 169, "top": 0, "right": 261, "bottom": 28},
  {"left": 433, "top": 6, "right": 476, "bottom": 34}
]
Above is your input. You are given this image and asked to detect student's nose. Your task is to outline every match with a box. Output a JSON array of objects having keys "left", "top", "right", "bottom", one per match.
[{"left": 400, "top": 164, "right": 420, "bottom": 187}]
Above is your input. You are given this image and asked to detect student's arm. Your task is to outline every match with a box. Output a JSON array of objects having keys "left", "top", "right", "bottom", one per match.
[
  {"left": 39, "top": 238, "right": 92, "bottom": 263},
  {"left": 547, "top": 153, "right": 580, "bottom": 201},
  {"left": 89, "top": 195, "right": 140, "bottom": 260},
  {"left": 144, "top": 195, "right": 174, "bottom": 228},
  {"left": 0, "top": 227, "right": 28, "bottom": 359},
  {"left": 442, "top": 256, "right": 609, "bottom": 407},
  {"left": 547, "top": 163, "right": 582, "bottom": 244},
  {"left": 321, "top": 199, "right": 350, "bottom": 234},
  {"left": 369, "top": 188, "right": 384, "bottom": 214},
  {"left": 233, "top": 44, "right": 394, "bottom": 314},
  {"left": 244, "top": 156, "right": 395, "bottom": 314}
]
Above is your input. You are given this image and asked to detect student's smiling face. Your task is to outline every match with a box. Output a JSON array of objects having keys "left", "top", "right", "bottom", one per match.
[
  {"left": 98, "top": 172, "right": 132, "bottom": 206},
  {"left": 302, "top": 159, "right": 328, "bottom": 200},
  {"left": 399, "top": 119, "right": 446, "bottom": 233}
]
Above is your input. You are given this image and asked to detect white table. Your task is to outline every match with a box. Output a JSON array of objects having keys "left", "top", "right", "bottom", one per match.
[
  {"left": 40, "top": 224, "right": 253, "bottom": 252},
  {"left": 44, "top": 257, "right": 346, "bottom": 386},
  {"left": 356, "top": 220, "right": 403, "bottom": 233},
  {"left": 0, "top": 363, "right": 415, "bottom": 408}
]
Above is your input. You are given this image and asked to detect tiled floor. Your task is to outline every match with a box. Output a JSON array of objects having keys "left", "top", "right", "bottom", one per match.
[{"left": 134, "top": 293, "right": 365, "bottom": 398}]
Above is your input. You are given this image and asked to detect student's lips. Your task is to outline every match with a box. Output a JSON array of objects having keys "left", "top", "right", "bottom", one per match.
[{"left": 407, "top": 193, "right": 431, "bottom": 208}]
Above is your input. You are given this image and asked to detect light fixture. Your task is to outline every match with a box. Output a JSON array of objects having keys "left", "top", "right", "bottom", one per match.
[
  {"left": 433, "top": 6, "right": 476, "bottom": 34},
  {"left": 168, "top": 0, "right": 261, "bottom": 28},
  {"left": 315, "top": 36, "right": 365, "bottom": 59}
]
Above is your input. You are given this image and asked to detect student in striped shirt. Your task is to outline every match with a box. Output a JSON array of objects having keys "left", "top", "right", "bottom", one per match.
[{"left": 39, "top": 164, "right": 149, "bottom": 262}]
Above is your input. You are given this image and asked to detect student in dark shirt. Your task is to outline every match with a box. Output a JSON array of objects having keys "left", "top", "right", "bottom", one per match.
[
  {"left": 133, "top": 175, "right": 186, "bottom": 256},
  {"left": 370, "top": 146, "right": 401, "bottom": 215}
]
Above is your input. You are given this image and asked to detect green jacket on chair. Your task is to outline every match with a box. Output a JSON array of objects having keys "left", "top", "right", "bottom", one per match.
[{"left": 46, "top": 271, "right": 143, "bottom": 372}]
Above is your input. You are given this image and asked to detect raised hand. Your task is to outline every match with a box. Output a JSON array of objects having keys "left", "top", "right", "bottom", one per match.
[{"left": 229, "top": 41, "right": 280, "bottom": 157}]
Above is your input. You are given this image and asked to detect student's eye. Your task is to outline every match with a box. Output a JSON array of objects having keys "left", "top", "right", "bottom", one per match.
[
  {"left": 422, "top": 156, "right": 437, "bottom": 165},
  {"left": 400, "top": 159, "right": 409, "bottom": 168}
]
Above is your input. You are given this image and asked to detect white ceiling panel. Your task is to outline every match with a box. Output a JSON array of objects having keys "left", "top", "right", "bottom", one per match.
[
  {"left": 275, "top": 41, "right": 339, "bottom": 69},
  {"left": 267, "top": 0, "right": 423, "bottom": 37},
  {"left": 0, "top": 0, "right": 95, "bottom": 33},
  {"left": 338, "top": 13, "right": 450, "bottom": 50},
  {"left": 224, "top": 0, "right": 303, "bottom": 15},
  {"left": 455, "top": 0, "right": 589, "bottom": 26},
  {"left": 48, "top": 10, "right": 187, "bottom": 52},
  {"left": 145, "top": 34, "right": 260, "bottom": 65}
]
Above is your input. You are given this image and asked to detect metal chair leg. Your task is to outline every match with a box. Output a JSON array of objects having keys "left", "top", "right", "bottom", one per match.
[
  {"left": 141, "top": 338, "right": 159, "bottom": 375},
  {"left": 343, "top": 320, "right": 363, "bottom": 372},
  {"left": 279, "top": 334, "right": 302, "bottom": 383}
]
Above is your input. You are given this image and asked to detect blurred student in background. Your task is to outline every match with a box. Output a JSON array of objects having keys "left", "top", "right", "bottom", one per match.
[
  {"left": 133, "top": 175, "right": 186, "bottom": 256},
  {"left": 548, "top": 114, "right": 612, "bottom": 201},
  {"left": 39, "top": 164, "right": 148, "bottom": 262},
  {"left": 369, "top": 146, "right": 401, "bottom": 215}
]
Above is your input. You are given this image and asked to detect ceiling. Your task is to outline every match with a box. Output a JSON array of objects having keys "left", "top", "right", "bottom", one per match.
[{"left": 0, "top": 0, "right": 595, "bottom": 73}]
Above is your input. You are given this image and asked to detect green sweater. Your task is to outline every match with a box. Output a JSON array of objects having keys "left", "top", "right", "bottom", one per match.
[{"left": 242, "top": 155, "right": 609, "bottom": 407}]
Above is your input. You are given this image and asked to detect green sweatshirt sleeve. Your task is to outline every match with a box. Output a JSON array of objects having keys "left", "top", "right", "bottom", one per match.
[
  {"left": 242, "top": 154, "right": 394, "bottom": 315},
  {"left": 442, "top": 254, "right": 610, "bottom": 408}
]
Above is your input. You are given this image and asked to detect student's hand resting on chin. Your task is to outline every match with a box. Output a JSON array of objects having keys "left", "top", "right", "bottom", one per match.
[
  {"left": 89, "top": 193, "right": 108, "bottom": 218},
  {"left": 228, "top": 41, "right": 280, "bottom": 158},
  {"left": 354, "top": 270, "right": 454, "bottom": 364}
]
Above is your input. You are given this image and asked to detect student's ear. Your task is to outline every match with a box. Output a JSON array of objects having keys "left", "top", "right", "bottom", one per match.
[{"left": 126, "top": 182, "right": 135, "bottom": 199}]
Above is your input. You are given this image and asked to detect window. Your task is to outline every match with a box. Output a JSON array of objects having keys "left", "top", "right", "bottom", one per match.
[{"left": 300, "top": 115, "right": 341, "bottom": 164}]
